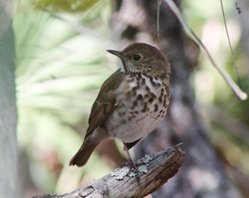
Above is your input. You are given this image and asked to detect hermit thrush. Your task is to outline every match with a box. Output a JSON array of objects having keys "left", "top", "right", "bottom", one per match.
[{"left": 70, "top": 43, "right": 170, "bottom": 167}]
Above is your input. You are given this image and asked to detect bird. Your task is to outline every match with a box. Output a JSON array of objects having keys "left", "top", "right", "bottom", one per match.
[{"left": 69, "top": 42, "right": 171, "bottom": 167}]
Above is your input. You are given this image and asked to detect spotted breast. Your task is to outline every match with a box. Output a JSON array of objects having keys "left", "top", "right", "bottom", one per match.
[{"left": 105, "top": 72, "right": 169, "bottom": 144}]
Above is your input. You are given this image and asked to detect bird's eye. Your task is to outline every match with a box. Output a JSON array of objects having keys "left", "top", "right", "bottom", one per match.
[{"left": 132, "top": 54, "right": 142, "bottom": 62}]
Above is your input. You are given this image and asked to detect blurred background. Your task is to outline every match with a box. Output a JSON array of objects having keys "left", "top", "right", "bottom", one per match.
[{"left": 10, "top": 0, "right": 249, "bottom": 197}]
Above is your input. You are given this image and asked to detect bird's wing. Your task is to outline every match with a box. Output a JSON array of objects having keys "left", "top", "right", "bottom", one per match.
[{"left": 85, "top": 69, "right": 124, "bottom": 139}]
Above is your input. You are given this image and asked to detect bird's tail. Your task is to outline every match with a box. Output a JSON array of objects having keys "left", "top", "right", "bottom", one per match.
[{"left": 69, "top": 139, "right": 98, "bottom": 167}]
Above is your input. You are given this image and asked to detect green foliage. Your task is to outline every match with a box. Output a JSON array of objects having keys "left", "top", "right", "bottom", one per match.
[
  {"left": 32, "top": 0, "right": 100, "bottom": 13},
  {"left": 14, "top": 0, "right": 113, "bottom": 194}
]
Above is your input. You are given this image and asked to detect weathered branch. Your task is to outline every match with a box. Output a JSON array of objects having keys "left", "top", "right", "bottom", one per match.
[{"left": 34, "top": 145, "right": 184, "bottom": 198}]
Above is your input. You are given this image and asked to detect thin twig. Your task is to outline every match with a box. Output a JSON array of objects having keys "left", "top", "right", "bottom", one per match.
[
  {"left": 164, "top": 0, "right": 247, "bottom": 101},
  {"left": 220, "top": 0, "right": 242, "bottom": 88}
]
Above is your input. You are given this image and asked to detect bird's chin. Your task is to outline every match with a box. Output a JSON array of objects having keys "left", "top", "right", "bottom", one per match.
[
  {"left": 126, "top": 68, "right": 141, "bottom": 75},
  {"left": 120, "top": 65, "right": 126, "bottom": 73}
]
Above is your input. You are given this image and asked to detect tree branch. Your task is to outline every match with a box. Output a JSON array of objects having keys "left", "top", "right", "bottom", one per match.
[
  {"left": 164, "top": 0, "right": 247, "bottom": 101},
  {"left": 34, "top": 144, "right": 184, "bottom": 198}
]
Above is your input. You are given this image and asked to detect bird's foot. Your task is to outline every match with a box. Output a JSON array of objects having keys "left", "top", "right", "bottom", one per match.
[{"left": 127, "top": 159, "right": 140, "bottom": 183}]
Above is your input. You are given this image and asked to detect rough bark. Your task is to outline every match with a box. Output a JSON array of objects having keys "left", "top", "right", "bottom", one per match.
[
  {"left": 34, "top": 145, "right": 184, "bottom": 198},
  {"left": 110, "top": 0, "right": 242, "bottom": 197},
  {"left": 0, "top": 0, "right": 18, "bottom": 197}
]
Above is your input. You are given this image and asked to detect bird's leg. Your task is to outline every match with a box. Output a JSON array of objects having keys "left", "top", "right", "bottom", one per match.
[
  {"left": 123, "top": 142, "right": 140, "bottom": 182},
  {"left": 123, "top": 143, "right": 136, "bottom": 168}
]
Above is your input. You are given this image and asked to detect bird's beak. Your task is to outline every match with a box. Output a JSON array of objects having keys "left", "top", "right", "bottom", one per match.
[
  {"left": 107, "top": 49, "right": 127, "bottom": 72},
  {"left": 107, "top": 50, "right": 124, "bottom": 60}
]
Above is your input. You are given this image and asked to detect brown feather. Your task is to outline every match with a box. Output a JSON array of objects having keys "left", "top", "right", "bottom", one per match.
[
  {"left": 69, "top": 69, "right": 124, "bottom": 166},
  {"left": 85, "top": 69, "right": 124, "bottom": 138}
]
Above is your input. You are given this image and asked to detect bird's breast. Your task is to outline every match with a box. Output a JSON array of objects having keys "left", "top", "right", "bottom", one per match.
[{"left": 106, "top": 73, "right": 170, "bottom": 143}]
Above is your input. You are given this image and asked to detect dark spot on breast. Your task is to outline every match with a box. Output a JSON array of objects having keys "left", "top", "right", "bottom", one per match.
[
  {"left": 136, "top": 78, "right": 141, "bottom": 89},
  {"left": 160, "top": 88, "right": 165, "bottom": 98},
  {"left": 148, "top": 93, "right": 156, "bottom": 103},
  {"left": 137, "top": 115, "right": 146, "bottom": 122},
  {"left": 137, "top": 94, "right": 143, "bottom": 100},
  {"left": 141, "top": 102, "right": 148, "bottom": 112},
  {"left": 148, "top": 97, "right": 154, "bottom": 103},
  {"left": 130, "top": 111, "right": 135, "bottom": 116},
  {"left": 149, "top": 76, "right": 156, "bottom": 86},
  {"left": 154, "top": 103, "right": 158, "bottom": 112},
  {"left": 131, "top": 86, "right": 137, "bottom": 96},
  {"left": 160, "top": 109, "right": 166, "bottom": 117},
  {"left": 161, "top": 87, "right": 164, "bottom": 94},
  {"left": 132, "top": 99, "right": 138, "bottom": 108},
  {"left": 131, "top": 86, "right": 137, "bottom": 92},
  {"left": 144, "top": 94, "right": 150, "bottom": 99},
  {"left": 160, "top": 110, "right": 166, "bottom": 117},
  {"left": 145, "top": 86, "right": 151, "bottom": 93},
  {"left": 128, "top": 115, "right": 135, "bottom": 121},
  {"left": 141, "top": 78, "right": 146, "bottom": 85}
]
